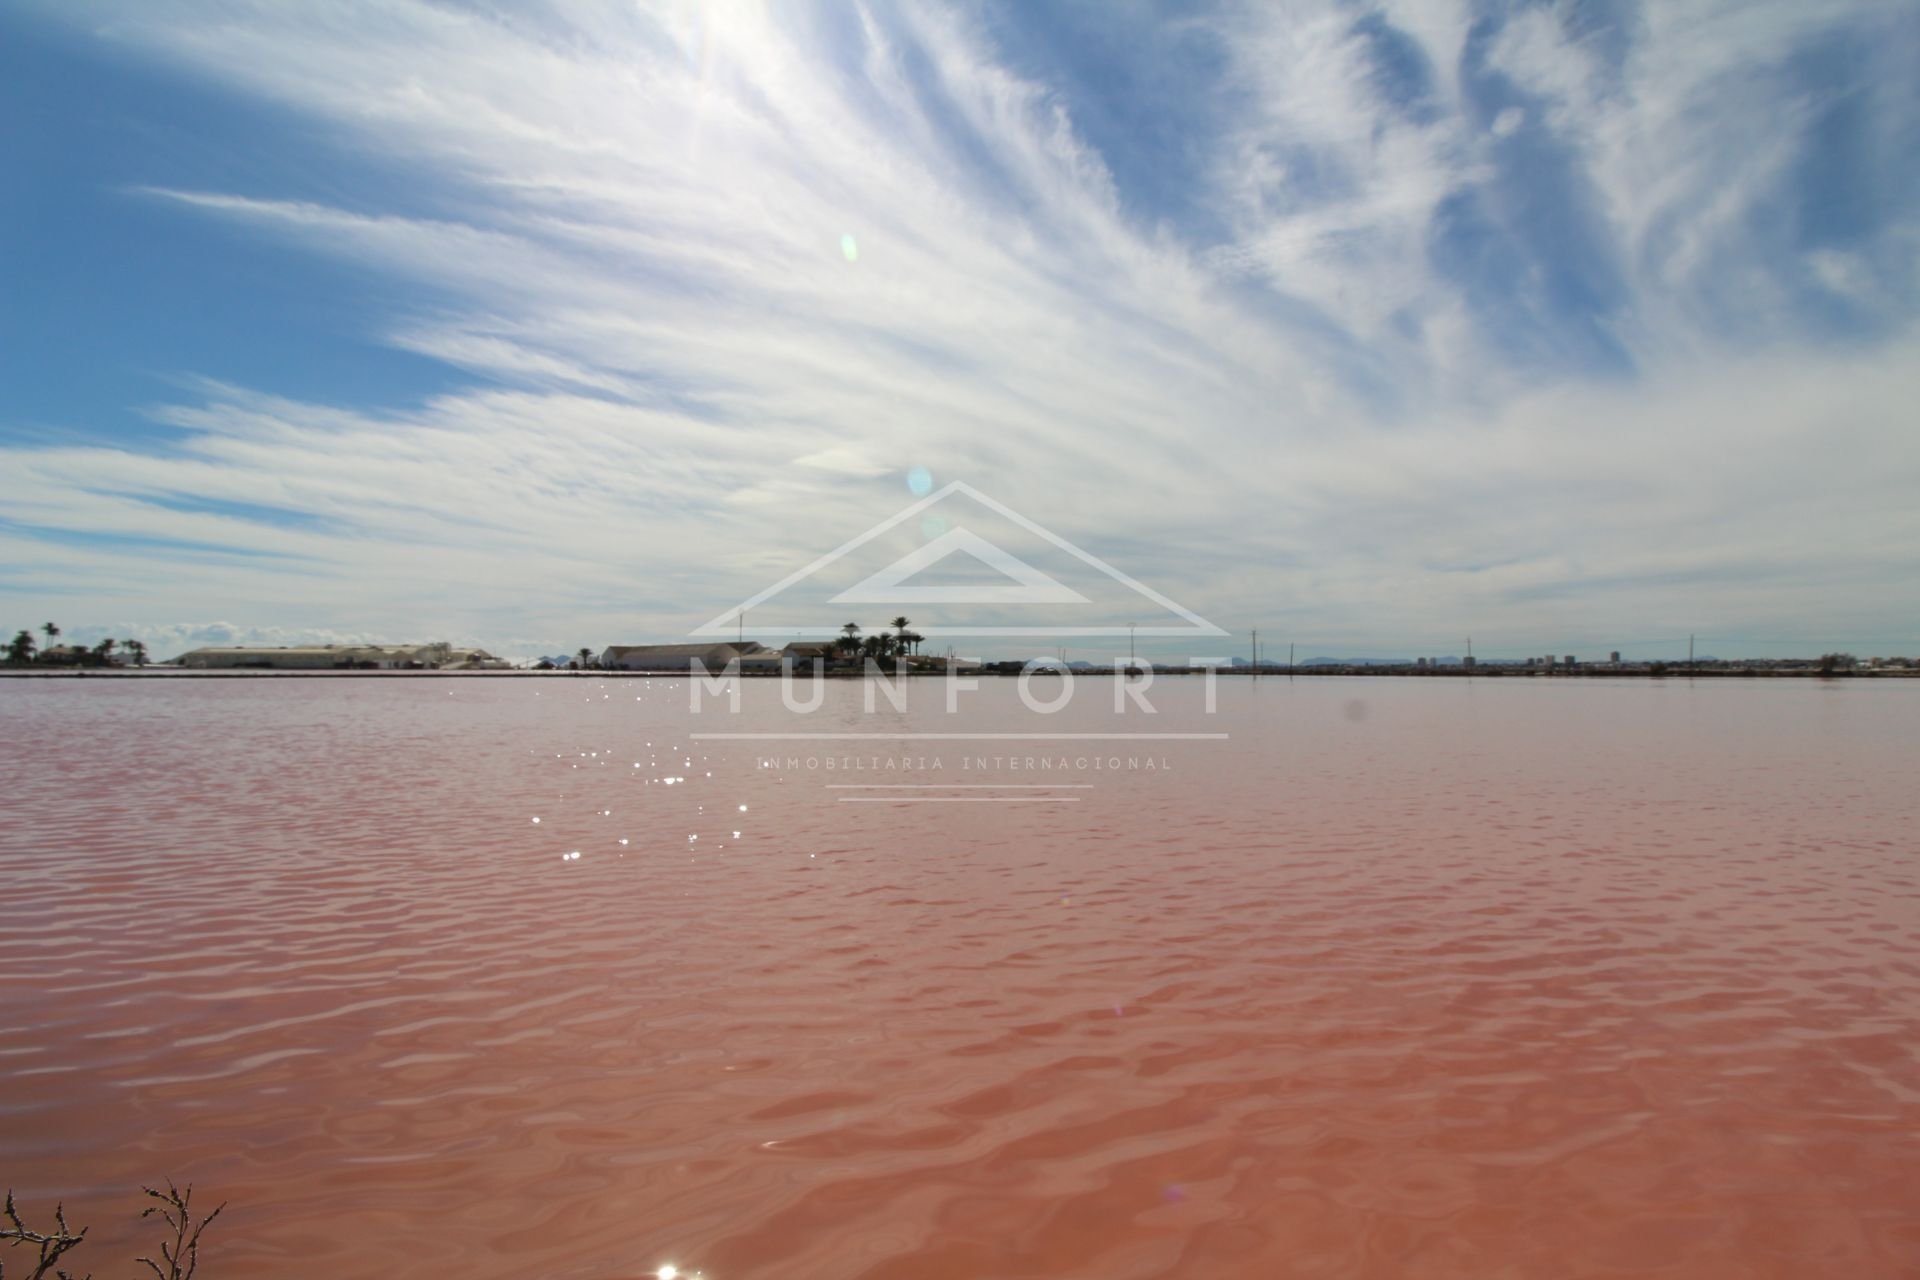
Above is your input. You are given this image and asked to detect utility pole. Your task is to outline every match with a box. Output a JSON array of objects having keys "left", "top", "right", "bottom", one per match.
[
  {"left": 738, "top": 610, "right": 744, "bottom": 645},
  {"left": 1129, "top": 623, "right": 1136, "bottom": 667},
  {"left": 1288, "top": 642, "right": 1294, "bottom": 676},
  {"left": 1689, "top": 634, "right": 1694, "bottom": 673},
  {"left": 1252, "top": 628, "right": 1258, "bottom": 678}
]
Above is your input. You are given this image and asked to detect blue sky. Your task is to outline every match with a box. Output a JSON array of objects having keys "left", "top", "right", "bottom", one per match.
[{"left": 1, "top": 0, "right": 1916, "bottom": 660}]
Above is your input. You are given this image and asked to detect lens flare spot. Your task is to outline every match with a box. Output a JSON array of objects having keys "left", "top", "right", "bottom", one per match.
[
  {"left": 840, "top": 233, "right": 858, "bottom": 262},
  {"left": 907, "top": 466, "right": 933, "bottom": 496},
  {"left": 921, "top": 513, "right": 948, "bottom": 539}
]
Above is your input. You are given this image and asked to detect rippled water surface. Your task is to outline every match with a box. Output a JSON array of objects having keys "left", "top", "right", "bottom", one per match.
[{"left": 3, "top": 675, "right": 1918, "bottom": 1278}]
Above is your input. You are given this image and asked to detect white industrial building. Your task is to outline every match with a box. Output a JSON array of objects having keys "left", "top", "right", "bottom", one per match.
[
  {"left": 599, "top": 641, "right": 836, "bottom": 672},
  {"left": 599, "top": 642, "right": 761, "bottom": 671}
]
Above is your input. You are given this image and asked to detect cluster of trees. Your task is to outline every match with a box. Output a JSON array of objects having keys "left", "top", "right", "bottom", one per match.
[
  {"left": 4, "top": 621, "right": 149, "bottom": 668},
  {"left": 833, "top": 616, "right": 925, "bottom": 663}
]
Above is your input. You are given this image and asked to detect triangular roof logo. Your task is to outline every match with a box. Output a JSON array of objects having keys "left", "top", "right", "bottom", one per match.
[
  {"left": 693, "top": 480, "right": 1225, "bottom": 639},
  {"left": 831, "top": 527, "right": 1090, "bottom": 605}
]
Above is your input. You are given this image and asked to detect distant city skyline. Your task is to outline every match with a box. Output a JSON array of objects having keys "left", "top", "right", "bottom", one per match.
[{"left": 2, "top": 2, "right": 1916, "bottom": 660}]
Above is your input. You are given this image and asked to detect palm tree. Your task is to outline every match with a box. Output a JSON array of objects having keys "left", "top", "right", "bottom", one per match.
[
  {"left": 576, "top": 647, "right": 594, "bottom": 670},
  {"left": 125, "top": 638, "right": 148, "bottom": 667},
  {"left": 891, "top": 615, "right": 911, "bottom": 655},
  {"left": 6, "top": 630, "right": 35, "bottom": 665},
  {"left": 902, "top": 630, "right": 923, "bottom": 658},
  {"left": 91, "top": 638, "right": 118, "bottom": 666},
  {"left": 41, "top": 621, "right": 59, "bottom": 649}
]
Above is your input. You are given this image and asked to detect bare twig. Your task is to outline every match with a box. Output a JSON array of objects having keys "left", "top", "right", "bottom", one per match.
[
  {"left": 134, "top": 1183, "right": 224, "bottom": 1280},
  {"left": 0, "top": 1189, "right": 91, "bottom": 1280}
]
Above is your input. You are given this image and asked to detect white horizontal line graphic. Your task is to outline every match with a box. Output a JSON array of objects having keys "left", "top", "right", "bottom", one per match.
[
  {"left": 836, "top": 796, "right": 1082, "bottom": 803},
  {"left": 695, "top": 732, "right": 1228, "bottom": 740}
]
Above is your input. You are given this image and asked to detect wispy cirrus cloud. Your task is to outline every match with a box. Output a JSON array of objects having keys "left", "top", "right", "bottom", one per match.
[{"left": 1, "top": 0, "right": 1916, "bottom": 658}]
